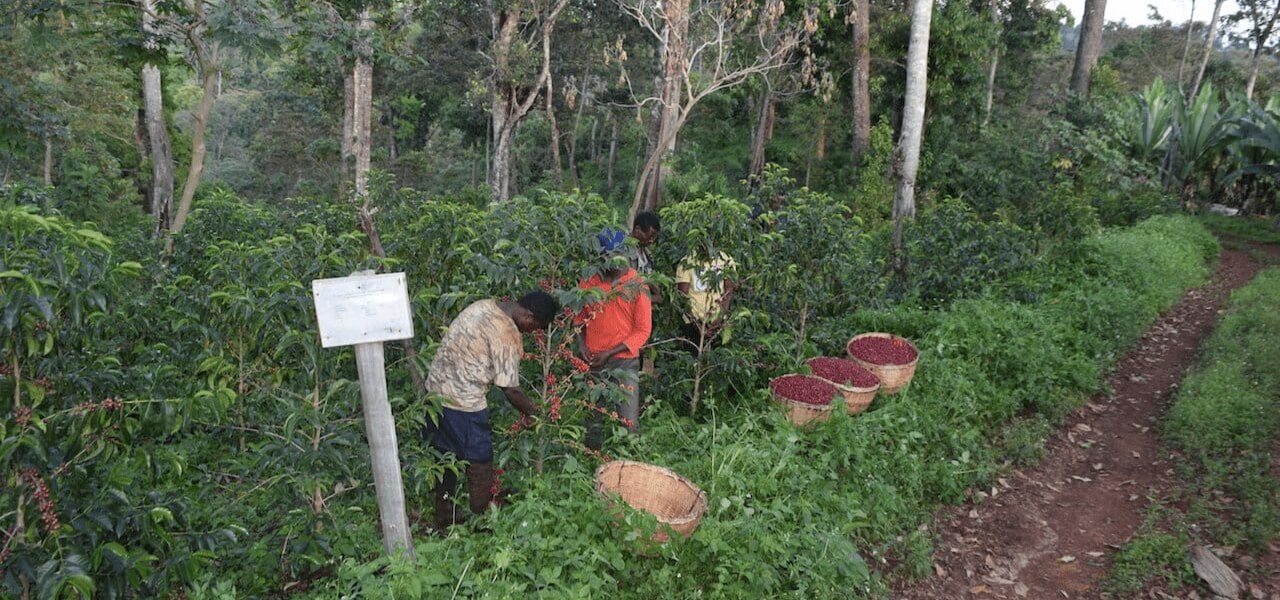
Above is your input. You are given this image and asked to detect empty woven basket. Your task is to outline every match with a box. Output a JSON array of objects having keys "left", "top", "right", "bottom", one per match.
[{"left": 594, "top": 460, "right": 708, "bottom": 543}]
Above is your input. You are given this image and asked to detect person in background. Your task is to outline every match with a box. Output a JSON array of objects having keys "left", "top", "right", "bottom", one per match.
[
  {"left": 578, "top": 228, "right": 652, "bottom": 450},
  {"left": 424, "top": 291, "right": 559, "bottom": 532},
  {"left": 675, "top": 243, "right": 737, "bottom": 353},
  {"left": 625, "top": 211, "right": 663, "bottom": 305},
  {"left": 625, "top": 211, "right": 663, "bottom": 378}
]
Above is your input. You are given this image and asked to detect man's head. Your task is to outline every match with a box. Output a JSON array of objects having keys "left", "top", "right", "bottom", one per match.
[
  {"left": 631, "top": 211, "right": 661, "bottom": 248},
  {"left": 514, "top": 291, "right": 559, "bottom": 332}
]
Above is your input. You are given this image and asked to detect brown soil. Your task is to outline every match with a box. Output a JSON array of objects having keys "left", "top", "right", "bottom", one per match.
[{"left": 891, "top": 245, "right": 1277, "bottom": 600}]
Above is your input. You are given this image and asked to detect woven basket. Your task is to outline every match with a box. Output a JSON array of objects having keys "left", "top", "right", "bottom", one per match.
[
  {"left": 594, "top": 460, "right": 708, "bottom": 543},
  {"left": 768, "top": 375, "right": 836, "bottom": 427},
  {"left": 845, "top": 333, "right": 919, "bottom": 394},
  {"left": 804, "top": 357, "right": 880, "bottom": 415}
]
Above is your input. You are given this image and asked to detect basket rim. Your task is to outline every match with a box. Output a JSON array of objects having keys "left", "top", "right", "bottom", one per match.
[
  {"left": 593, "top": 460, "right": 709, "bottom": 526},
  {"left": 804, "top": 357, "right": 881, "bottom": 392},
  {"left": 845, "top": 332, "right": 919, "bottom": 368},
  {"left": 767, "top": 374, "right": 839, "bottom": 408}
]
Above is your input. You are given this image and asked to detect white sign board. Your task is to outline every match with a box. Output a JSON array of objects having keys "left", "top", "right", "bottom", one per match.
[{"left": 312, "top": 272, "right": 414, "bottom": 348}]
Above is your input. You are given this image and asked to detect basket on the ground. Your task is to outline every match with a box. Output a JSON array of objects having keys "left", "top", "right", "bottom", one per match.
[
  {"left": 768, "top": 375, "right": 837, "bottom": 426},
  {"left": 594, "top": 460, "right": 708, "bottom": 543},
  {"left": 804, "top": 357, "right": 880, "bottom": 415},
  {"left": 845, "top": 332, "right": 918, "bottom": 394}
]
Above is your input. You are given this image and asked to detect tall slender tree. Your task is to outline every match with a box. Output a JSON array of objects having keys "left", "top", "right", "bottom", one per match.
[
  {"left": 891, "top": 0, "right": 933, "bottom": 285},
  {"left": 1069, "top": 0, "right": 1107, "bottom": 95},
  {"left": 140, "top": 0, "right": 174, "bottom": 233},
  {"left": 619, "top": 0, "right": 808, "bottom": 221},
  {"left": 1188, "top": 0, "right": 1227, "bottom": 100},
  {"left": 981, "top": 0, "right": 1000, "bottom": 126},
  {"left": 1227, "top": 0, "right": 1280, "bottom": 99},
  {"left": 169, "top": 0, "right": 223, "bottom": 236},
  {"left": 1177, "top": 0, "right": 1198, "bottom": 87},
  {"left": 850, "top": 0, "right": 871, "bottom": 162},
  {"left": 488, "top": 0, "right": 571, "bottom": 203}
]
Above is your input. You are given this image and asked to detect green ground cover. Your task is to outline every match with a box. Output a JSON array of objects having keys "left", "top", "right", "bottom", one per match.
[{"left": 1106, "top": 266, "right": 1280, "bottom": 596}]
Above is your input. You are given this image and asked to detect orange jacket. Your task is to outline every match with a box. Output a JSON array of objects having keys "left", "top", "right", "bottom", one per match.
[{"left": 577, "top": 269, "right": 652, "bottom": 360}]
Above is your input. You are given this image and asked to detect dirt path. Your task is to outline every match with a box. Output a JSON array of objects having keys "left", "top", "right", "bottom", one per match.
[{"left": 892, "top": 246, "right": 1266, "bottom": 600}]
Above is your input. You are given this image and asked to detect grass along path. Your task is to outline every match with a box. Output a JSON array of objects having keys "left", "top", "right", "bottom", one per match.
[
  {"left": 1107, "top": 257, "right": 1280, "bottom": 599},
  {"left": 893, "top": 244, "right": 1264, "bottom": 600}
]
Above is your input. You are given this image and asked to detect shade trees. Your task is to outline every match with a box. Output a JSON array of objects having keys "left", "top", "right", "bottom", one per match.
[
  {"left": 487, "top": 0, "right": 572, "bottom": 203},
  {"left": 617, "top": 0, "right": 810, "bottom": 221},
  {"left": 1070, "top": 0, "right": 1106, "bottom": 95},
  {"left": 891, "top": 0, "right": 933, "bottom": 284},
  {"left": 1226, "top": 0, "right": 1280, "bottom": 99},
  {"left": 1188, "top": 0, "right": 1227, "bottom": 100}
]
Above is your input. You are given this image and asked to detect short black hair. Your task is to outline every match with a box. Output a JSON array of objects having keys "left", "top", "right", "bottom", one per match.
[
  {"left": 517, "top": 291, "right": 559, "bottom": 327},
  {"left": 633, "top": 211, "right": 661, "bottom": 232}
]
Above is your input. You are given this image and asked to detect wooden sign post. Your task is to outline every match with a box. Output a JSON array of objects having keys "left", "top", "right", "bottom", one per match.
[{"left": 312, "top": 271, "right": 416, "bottom": 561}]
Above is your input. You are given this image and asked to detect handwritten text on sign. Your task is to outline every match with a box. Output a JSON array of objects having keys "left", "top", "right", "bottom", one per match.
[{"left": 313, "top": 272, "right": 414, "bottom": 348}]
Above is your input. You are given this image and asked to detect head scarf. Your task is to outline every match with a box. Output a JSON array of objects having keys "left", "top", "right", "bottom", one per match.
[{"left": 596, "top": 228, "right": 626, "bottom": 254}]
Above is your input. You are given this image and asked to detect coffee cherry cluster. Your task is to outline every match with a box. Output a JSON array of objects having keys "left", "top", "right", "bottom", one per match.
[
  {"left": 72, "top": 397, "right": 124, "bottom": 414},
  {"left": 19, "top": 469, "right": 59, "bottom": 534},
  {"left": 13, "top": 406, "right": 32, "bottom": 427}
]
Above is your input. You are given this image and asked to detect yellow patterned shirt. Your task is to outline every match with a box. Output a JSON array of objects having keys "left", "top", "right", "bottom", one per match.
[{"left": 426, "top": 299, "right": 522, "bottom": 412}]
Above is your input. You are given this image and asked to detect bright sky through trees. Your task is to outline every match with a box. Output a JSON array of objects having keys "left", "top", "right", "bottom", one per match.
[{"left": 1057, "top": 0, "right": 1242, "bottom": 27}]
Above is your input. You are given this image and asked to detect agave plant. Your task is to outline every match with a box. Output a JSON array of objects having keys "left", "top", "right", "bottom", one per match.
[
  {"left": 1131, "top": 77, "right": 1175, "bottom": 167},
  {"left": 1171, "top": 83, "right": 1236, "bottom": 197}
]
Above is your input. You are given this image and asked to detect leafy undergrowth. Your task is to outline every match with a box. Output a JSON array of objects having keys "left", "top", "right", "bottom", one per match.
[
  {"left": 302, "top": 216, "right": 1219, "bottom": 599},
  {"left": 1106, "top": 267, "right": 1280, "bottom": 597},
  {"left": 1198, "top": 213, "right": 1280, "bottom": 245},
  {"left": 2, "top": 177, "right": 1217, "bottom": 599}
]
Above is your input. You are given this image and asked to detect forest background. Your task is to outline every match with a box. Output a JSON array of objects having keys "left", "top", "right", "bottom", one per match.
[{"left": 3, "top": 0, "right": 1280, "bottom": 597}]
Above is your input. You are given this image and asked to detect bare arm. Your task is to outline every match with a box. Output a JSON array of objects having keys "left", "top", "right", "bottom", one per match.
[{"left": 500, "top": 386, "right": 539, "bottom": 417}]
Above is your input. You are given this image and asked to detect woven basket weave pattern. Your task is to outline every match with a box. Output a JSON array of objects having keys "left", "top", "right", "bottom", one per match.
[
  {"left": 845, "top": 333, "right": 918, "bottom": 394},
  {"left": 768, "top": 375, "right": 836, "bottom": 426},
  {"left": 804, "top": 357, "right": 880, "bottom": 415},
  {"left": 594, "top": 460, "right": 707, "bottom": 542}
]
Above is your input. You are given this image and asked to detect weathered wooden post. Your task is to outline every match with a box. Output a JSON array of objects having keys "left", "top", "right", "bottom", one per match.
[{"left": 312, "top": 271, "right": 417, "bottom": 561}]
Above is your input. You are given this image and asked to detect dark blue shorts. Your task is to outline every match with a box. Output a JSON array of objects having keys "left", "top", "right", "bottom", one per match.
[{"left": 424, "top": 408, "right": 493, "bottom": 463}]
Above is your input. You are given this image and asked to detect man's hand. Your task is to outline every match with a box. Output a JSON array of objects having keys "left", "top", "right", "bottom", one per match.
[
  {"left": 646, "top": 283, "right": 665, "bottom": 305},
  {"left": 588, "top": 344, "right": 626, "bottom": 369},
  {"left": 501, "top": 386, "right": 540, "bottom": 417}
]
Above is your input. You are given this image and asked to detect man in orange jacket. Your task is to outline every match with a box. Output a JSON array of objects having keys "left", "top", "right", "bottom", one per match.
[{"left": 577, "top": 228, "right": 652, "bottom": 450}]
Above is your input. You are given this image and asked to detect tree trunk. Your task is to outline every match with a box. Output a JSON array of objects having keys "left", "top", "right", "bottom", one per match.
[
  {"left": 171, "top": 41, "right": 220, "bottom": 235},
  {"left": 567, "top": 75, "right": 588, "bottom": 188},
  {"left": 1070, "top": 0, "right": 1107, "bottom": 96},
  {"left": 340, "top": 57, "right": 354, "bottom": 197},
  {"left": 352, "top": 7, "right": 374, "bottom": 198},
  {"left": 748, "top": 84, "right": 777, "bottom": 183},
  {"left": 1244, "top": 4, "right": 1280, "bottom": 100},
  {"left": 981, "top": 0, "right": 1000, "bottom": 127},
  {"left": 1188, "top": 0, "right": 1226, "bottom": 101},
  {"left": 1247, "top": 48, "right": 1263, "bottom": 99},
  {"left": 42, "top": 130, "right": 52, "bottom": 186},
  {"left": 544, "top": 55, "right": 563, "bottom": 188},
  {"left": 632, "top": 0, "right": 688, "bottom": 218},
  {"left": 140, "top": 0, "right": 174, "bottom": 235},
  {"left": 487, "top": 0, "right": 570, "bottom": 204},
  {"left": 892, "top": 0, "right": 933, "bottom": 286},
  {"left": 1177, "top": 0, "right": 1197, "bottom": 88},
  {"left": 607, "top": 110, "right": 619, "bottom": 194},
  {"left": 386, "top": 98, "right": 398, "bottom": 162},
  {"left": 491, "top": 98, "right": 516, "bottom": 201},
  {"left": 850, "top": 0, "right": 871, "bottom": 163},
  {"left": 589, "top": 113, "right": 599, "bottom": 161}
]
